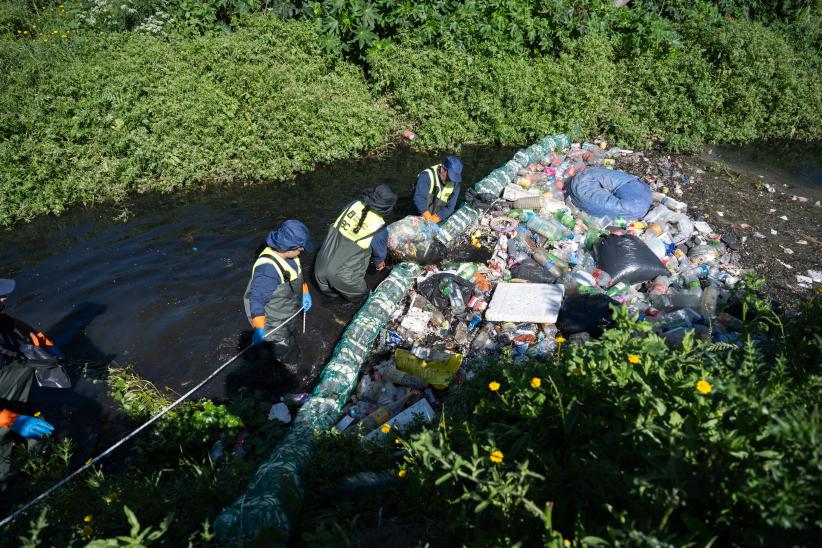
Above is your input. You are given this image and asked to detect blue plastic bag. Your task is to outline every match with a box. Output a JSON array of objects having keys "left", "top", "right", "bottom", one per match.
[{"left": 569, "top": 168, "right": 652, "bottom": 220}]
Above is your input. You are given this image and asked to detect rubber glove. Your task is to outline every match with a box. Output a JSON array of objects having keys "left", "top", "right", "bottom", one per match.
[
  {"left": 421, "top": 211, "right": 441, "bottom": 224},
  {"left": 11, "top": 415, "right": 54, "bottom": 439},
  {"left": 251, "top": 316, "right": 267, "bottom": 346},
  {"left": 375, "top": 262, "right": 386, "bottom": 271},
  {"left": 302, "top": 283, "right": 312, "bottom": 312}
]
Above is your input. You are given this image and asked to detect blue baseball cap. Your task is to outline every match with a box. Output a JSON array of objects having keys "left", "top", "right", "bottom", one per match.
[
  {"left": 444, "top": 155, "right": 463, "bottom": 183},
  {"left": 265, "top": 220, "right": 313, "bottom": 253},
  {"left": 0, "top": 278, "right": 15, "bottom": 296}
]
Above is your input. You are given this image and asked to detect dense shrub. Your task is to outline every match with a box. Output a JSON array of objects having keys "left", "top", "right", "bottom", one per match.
[
  {"left": 0, "top": 14, "right": 393, "bottom": 225},
  {"left": 296, "top": 293, "right": 822, "bottom": 546},
  {"left": 368, "top": 17, "right": 822, "bottom": 151}
]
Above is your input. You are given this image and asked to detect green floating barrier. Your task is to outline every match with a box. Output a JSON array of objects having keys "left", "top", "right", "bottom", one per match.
[{"left": 215, "top": 134, "right": 569, "bottom": 545}]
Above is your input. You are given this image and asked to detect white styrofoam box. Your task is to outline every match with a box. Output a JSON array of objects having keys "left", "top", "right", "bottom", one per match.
[{"left": 484, "top": 283, "right": 565, "bottom": 324}]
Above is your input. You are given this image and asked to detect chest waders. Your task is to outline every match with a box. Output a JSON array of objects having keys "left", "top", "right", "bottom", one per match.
[
  {"left": 314, "top": 201, "right": 385, "bottom": 301},
  {"left": 243, "top": 249, "right": 303, "bottom": 371}
]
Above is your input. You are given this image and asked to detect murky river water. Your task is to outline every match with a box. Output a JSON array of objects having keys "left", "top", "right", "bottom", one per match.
[{"left": 0, "top": 145, "right": 516, "bottom": 454}]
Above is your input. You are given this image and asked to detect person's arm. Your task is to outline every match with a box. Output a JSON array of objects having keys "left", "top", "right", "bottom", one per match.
[
  {"left": 370, "top": 227, "right": 389, "bottom": 268},
  {"left": 413, "top": 172, "right": 432, "bottom": 216},
  {"left": 440, "top": 182, "right": 461, "bottom": 219},
  {"left": 249, "top": 264, "right": 281, "bottom": 325}
]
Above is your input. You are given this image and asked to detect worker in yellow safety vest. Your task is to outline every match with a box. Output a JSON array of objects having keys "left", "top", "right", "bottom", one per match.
[
  {"left": 314, "top": 183, "right": 398, "bottom": 301},
  {"left": 413, "top": 155, "right": 463, "bottom": 223},
  {"left": 243, "top": 220, "right": 313, "bottom": 374}
]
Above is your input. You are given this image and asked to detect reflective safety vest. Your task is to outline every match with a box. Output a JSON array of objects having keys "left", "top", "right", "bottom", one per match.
[
  {"left": 251, "top": 247, "right": 302, "bottom": 287},
  {"left": 423, "top": 164, "right": 455, "bottom": 214},
  {"left": 333, "top": 201, "right": 386, "bottom": 249}
]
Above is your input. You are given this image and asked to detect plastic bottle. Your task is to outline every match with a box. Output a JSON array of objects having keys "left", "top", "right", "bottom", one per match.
[
  {"left": 679, "top": 264, "right": 709, "bottom": 285},
  {"left": 532, "top": 248, "right": 565, "bottom": 278},
  {"left": 708, "top": 266, "right": 739, "bottom": 289},
  {"left": 470, "top": 325, "right": 491, "bottom": 352},
  {"left": 606, "top": 281, "right": 629, "bottom": 297},
  {"left": 592, "top": 269, "right": 612, "bottom": 288},
  {"left": 651, "top": 192, "right": 687, "bottom": 212},
  {"left": 467, "top": 314, "right": 482, "bottom": 332},
  {"left": 281, "top": 393, "right": 310, "bottom": 407},
  {"left": 360, "top": 397, "right": 407, "bottom": 430},
  {"left": 455, "top": 263, "right": 479, "bottom": 281},
  {"left": 648, "top": 275, "right": 670, "bottom": 296},
  {"left": 700, "top": 284, "right": 720, "bottom": 318},
  {"left": 688, "top": 245, "right": 719, "bottom": 265},
  {"left": 553, "top": 209, "right": 576, "bottom": 229},
  {"left": 526, "top": 215, "right": 572, "bottom": 241},
  {"left": 513, "top": 196, "right": 550, "bottom": 210},
  {"left": 441, "top": 278, "right": 466, "bottom": 312}
]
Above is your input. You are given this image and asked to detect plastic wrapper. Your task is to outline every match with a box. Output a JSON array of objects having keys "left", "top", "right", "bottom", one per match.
[
  {"left": 593, "top": 234, "right": 669, "bottom": 284},
  {"left": 394, "top": 348, "right": 462, "bottom": 389}
]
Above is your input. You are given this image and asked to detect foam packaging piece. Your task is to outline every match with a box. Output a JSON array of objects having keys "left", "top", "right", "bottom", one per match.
[{"left": 484, "top": 283, "right": 565, "bottom": 323}]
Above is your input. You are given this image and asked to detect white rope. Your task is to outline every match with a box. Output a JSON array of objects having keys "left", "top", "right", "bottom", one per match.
[{"left": 0, "top": 307, "right": 305, "bottom": 529}]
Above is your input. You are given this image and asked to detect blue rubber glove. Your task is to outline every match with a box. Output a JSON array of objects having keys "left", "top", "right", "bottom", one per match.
[
  {"left": 11, "top": 415, "right": 54, "bottom": 439},
  {"left": 252, "top": 327, "right": 267, "bottom": 346},
  {"left": 302, "top": 283, "right": 312, "bottom": 312}
]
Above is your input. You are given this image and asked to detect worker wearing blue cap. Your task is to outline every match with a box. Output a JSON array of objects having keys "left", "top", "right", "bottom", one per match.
[
  {"left": 243, "top": 220, "right": 313, "bottom": 373},
  {"left": 1, "top": 278, "right": 57, "bottom": 489},
  {"left": 413, "top": 155, "right": 463, "bottom": 223}
]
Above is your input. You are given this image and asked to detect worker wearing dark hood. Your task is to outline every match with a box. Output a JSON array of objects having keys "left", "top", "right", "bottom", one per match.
[
  {"left": 243, "top": 220, "right": 313, "bottom": 373},
  {"left": 1, "top": 278, "right": 56, "bottom": 489},
  {"left": 413, "top": 155, "right": 463, "bottom": 223},
  {"left": 314, "top": 183, "right": 398, "bottom": 301}
]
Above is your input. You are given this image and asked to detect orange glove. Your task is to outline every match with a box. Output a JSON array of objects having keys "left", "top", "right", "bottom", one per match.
[
  {"left": 422, "top": 211, "right": 441, "bottom": 223},
  {"left": 375, "top": 262, "right": 386, "bottom": 271},
  {"left": 0, "top": 409, "right": 19, "bottom": 429}
]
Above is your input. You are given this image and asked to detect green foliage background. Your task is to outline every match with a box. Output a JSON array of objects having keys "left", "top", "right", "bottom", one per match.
[{"left": 0, "top": 0, "right": 820, "bottom": 226}]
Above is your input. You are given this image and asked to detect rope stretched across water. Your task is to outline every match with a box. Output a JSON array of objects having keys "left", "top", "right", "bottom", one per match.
[{"left": 0, "top": 307, "right": 305, "bottom": 529}]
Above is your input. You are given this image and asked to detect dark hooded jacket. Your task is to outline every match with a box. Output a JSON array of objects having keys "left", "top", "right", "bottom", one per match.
[{"left": 314, "top": 184, "right": 397, "bottom": 299}]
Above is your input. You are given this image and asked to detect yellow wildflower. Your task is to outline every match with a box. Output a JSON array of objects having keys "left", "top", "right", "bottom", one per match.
[
  {"left": 696, "top": 379, "right": 713, "bottom": 394},
  {"left": 32, "top": 24, "right": 36, "bottom": 29},
  {"left": 489, "top": 450, "right": 504, "bottom": 464},
  {"left": 23, "top": 30, "right": 28, "bottom": 35},
  {"left": 572, "top": 367, "right": 582, "bottom": 376},
  {"left": 83, "top": 514, "right": 93, "bottom": 523},
  {"left": 34, "top": 411, "right": 41, "bottom": 417},
  {"left": 380, "top": 423, "right": 391, "bottom": 434},
  {"left": 564, "top": 540, "right": 571, "bottom": 547},
  {"left": 52, "top": 30, "right": 57, "bottom": 34},
  {"left": 628, "top": 354, "right": 640, "bottom": 364},
  {"left": 530, "top": 377, "right": 541, "bottom": 389},
  {"left": 488, "top": 381, "right": 500, "bottom": 392},
  {"left": 555, "top": 336, "right": 566, "bottom": 344},
  {"left": 105, "top": 492, "right": 118, "bottom": 504},
  {"left": 61, "top": 34, "right": 67, "bottom": 39},
  {"left": 398, "top": 469, "right": 407, "bottom": 478}
]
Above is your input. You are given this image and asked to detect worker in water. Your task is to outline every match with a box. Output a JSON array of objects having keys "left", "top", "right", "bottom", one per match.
[
  {"left": 413, "top": 155, "right": 463, "bottom": 223},
  {"left": 314, "top": 183, "right": 398, "bottom": 301},
  {"left": 244, "top": 221, "right": 313, "bottom": 373},
  {"left": 1, "top": 278, "right": 57, "bottom": 490}
]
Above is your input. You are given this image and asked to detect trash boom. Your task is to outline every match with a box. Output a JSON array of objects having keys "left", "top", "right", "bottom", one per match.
[{"left": 214, "top": 134, "right": 570, "bottom": 545}]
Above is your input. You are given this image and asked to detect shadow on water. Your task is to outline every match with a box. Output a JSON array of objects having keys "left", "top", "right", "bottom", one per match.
[{"left": 0, "top": 144, "right": 518, "bottom": 452}]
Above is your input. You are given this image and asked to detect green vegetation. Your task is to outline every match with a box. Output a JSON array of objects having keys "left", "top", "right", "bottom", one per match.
[
  {"left": 1, "top": 0, "right": 821, "bottom": 226},
  {"left": 295, "top": 285, "right": 822, "bottom": 546},
  {"left": 2, "top": 365, "right": 288, "bottom": 546}
]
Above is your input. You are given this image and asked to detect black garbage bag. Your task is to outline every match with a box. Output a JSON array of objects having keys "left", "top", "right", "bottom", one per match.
[
  {"left": 417, "top": 272, "right": 475, "bottom": 312},
  {"left": 510, "top": 258, "right": 556, "bottom": 284},
  {"left": 557, "top": 293, "right": 617, "bottom": 337},
  {"left": 593, "top": 234, "right": 668, "bottom": 285}
]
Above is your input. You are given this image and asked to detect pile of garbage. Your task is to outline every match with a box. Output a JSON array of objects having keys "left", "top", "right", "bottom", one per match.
[{"left": 285, "top": 141, "right": 749, "bottom": 442}]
